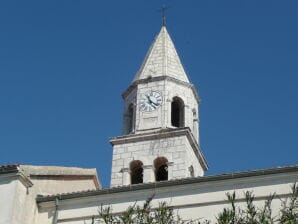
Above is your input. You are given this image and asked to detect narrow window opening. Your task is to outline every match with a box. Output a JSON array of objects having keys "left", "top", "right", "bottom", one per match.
[
  {"left": 192, "top": 108, "right": 197, "bottom": 132},
  {"left": 192, "top": 109, "right": 197, "bottom": 119},
  {"left": 130, "top": 160, "right": 143, "bottom": 185},
  {"left": 189, "top": 165, "right": 194, "bottom": 177},
  {"left": 154, "top": 157, "right": 168, "bottom": 182},
  {"left": 127, "top": 103, "right": 134, "bottom": 133},
  {"left": 171, "top": 97, "right": 184, "bottom": 128}
]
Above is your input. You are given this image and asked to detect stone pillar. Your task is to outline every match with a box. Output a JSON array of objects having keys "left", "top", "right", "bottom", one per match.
[
  {"left": 184, "top": 104, "right": 190, "bottom": 128},
  {"left": 121, "top": 168, "right": 131, "bottom": 185},
  {"left": 167, "top": 98, "right": 172, "bottom": 127},
  {"left": 132, "top": 103, "right": 137, "bottom": 133},
  {"left": 143, "top": 165, "right": 154, "bottom": 183},
  {"left": 167, "top": 162, "right": 174, "bottom": 180}
]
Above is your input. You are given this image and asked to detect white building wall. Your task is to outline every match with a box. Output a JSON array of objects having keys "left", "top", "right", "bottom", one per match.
[
  {"left": 0, "top": 177, "right": 17, "bottom": 224},
  {"left": 11, "top": 180, "right": 33, "bottom": 224},
  {"left": 0, "top": 167, "right": 99, "bottom": 224},
  {"left": 37, "top": 171, "right": 298, "bottom": 224}
]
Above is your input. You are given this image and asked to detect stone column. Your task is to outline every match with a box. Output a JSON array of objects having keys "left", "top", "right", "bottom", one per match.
[
  {"left": 132, "top": 103, "right": 137, "bottom": 133},
  {"left": 167, "top": 162, "right": 174, "bottom": 180},
  {"left": 166, "top": 98, "right": 172, "bottom": 127},
  {"left": 143, "top": 165, "right": 154, "bottom": 183},
  {"left": 121, "top": 168, "right": 131, "bottom": 185}
]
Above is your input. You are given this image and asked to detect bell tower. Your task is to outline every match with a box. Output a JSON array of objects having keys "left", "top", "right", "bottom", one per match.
[{"left": 110, "top": 24, "right": 208, "bottom": 187}]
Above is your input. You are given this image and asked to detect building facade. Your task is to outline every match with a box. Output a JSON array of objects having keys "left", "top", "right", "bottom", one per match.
[{"left": 0, "top": 24, "right": 297, "bottom": 224}]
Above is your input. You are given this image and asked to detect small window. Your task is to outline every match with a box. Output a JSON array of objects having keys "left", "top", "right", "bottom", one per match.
[
  {"left": 154, "top": 157, "right": 168, "bottom": 182},
  {"left": 189, "top": 165, "right": 194, "bottom": 177},
  {"left": 192, "top": 109, "right": 197, "bottom": 118},
  {"left": 130, "top": 160, "right": 143, "bottom": 185},
  {"left": 171, "top": 97, "right": 185, "bottom": 128}
]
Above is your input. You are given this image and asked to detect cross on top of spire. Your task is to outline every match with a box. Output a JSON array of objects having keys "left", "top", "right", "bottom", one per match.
[{"left": 161, "top": 5, "right": 169, "bottom": 27}]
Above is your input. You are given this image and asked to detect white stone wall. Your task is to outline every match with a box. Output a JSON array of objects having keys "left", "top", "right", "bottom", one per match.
[
  {"left": 165, "top": 80, "right": 199, "bottom": 143},
  {"left": 123, "top": 79, "right": 200, "bottom": 135},
  {"left": 123, "top": 88, "right": 137, "bottom": 135},
  {"left": 110, "top": 134, "right": 203, "bottom": 187},
  {"left": 128, "top": 79, "right": 199, "bottom": 143}
]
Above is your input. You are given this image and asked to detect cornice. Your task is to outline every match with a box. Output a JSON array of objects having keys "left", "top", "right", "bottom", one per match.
[
  {"left": 122, "top": 76, "right": 200, "bottom": 103},
  {"left": 109, "top": 127, "right": 208, "bottom": 170}
]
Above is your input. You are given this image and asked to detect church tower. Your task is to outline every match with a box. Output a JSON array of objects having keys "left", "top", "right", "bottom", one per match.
[{"left": 110, "top": 24, "right": 208, "bottom": 187}]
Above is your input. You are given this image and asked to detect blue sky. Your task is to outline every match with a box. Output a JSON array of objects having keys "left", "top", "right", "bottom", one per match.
[{"left": 0, "top": 1, "right": 297, "bottom": 187}]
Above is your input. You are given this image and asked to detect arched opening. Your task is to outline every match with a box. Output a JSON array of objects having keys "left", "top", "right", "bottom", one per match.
[
  {"left": 127, "top": 103, "right": 134, "bottom": 133},
  {"left": 154, "top": 157, "right": 168, "bottom": 182},
  {"left": 171, "top": 97, "right": 185, "bottom": 128},
  {"left": 130, "top": 160, "right": 143, "bottom": 185}
]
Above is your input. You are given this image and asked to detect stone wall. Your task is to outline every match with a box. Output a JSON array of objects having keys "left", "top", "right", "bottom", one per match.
[{"left": 110, "top": 133, "right": 204, "bottom": 187}]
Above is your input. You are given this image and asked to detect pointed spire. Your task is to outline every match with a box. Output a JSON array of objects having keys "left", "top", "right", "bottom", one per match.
[{"left": 133, "top": 26, "right": 190, "bottom": 83}]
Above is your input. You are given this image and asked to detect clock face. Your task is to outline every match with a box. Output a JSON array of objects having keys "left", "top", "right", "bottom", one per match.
[{"left": 140, "top": 91, "right": 162, "bottom": 112}]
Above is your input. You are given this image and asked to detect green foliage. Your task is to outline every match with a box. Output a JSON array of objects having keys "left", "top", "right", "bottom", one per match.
[
  {"left": 278, "top": 183, "right": 298, "bottom": 224},
  {"left": 92, "top": 184, "right": 297, "bottom": 224},
  {"left": 216, "top": 183, "right": 297, "bottom": 224},
  {"left": 216, "top": 191, "right": 275, "bottom": 224},
  {"left": 97, "top": 194, "right": 179, "bottom": 224}
]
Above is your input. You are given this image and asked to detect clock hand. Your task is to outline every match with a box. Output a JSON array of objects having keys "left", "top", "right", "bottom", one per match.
[
  {"left": 149, "top": 96, "right": 158, "bottom": 105},
  {"left": 150, "top": 100, "right": 158, "bottom": 107},
  {"left": 146, "top": 94, "right": 152, "bottom": 103}
]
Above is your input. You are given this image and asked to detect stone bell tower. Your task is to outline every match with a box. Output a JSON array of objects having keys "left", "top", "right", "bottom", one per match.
[{"left": 110, "top": 24, "right": 208, "bottom": 187}]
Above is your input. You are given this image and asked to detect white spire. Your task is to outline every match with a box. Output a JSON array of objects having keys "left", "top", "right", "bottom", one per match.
[{"left": 133, "top": 26, "right": 190, "bottom": 83}]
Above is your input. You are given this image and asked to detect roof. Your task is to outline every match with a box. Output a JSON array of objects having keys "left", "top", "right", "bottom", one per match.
[
  {"left": 0, "top": 164, "right": 20, "bottom": 174},
  {"left": 36, "top": 164, "right": 298, "bottom": 203},
  {"left": 133, "top": 26, "right": 189, "bottom": 83},
  {"left": 20, "top": 165, "right": 101, "bottom": 189},
  {"left": 0, "top": 164, "right": 101, "bottom": 189},
  {"left": 0, "top": 164, "right": 33, "bottom": 187},
  {"left": 20, "top": 165, "right": 98, "bottom": 177}
]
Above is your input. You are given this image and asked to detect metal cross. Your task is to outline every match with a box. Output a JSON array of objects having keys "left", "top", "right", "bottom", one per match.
[{"left": 160, "top": 5, "right": 170, "bottom": 26}]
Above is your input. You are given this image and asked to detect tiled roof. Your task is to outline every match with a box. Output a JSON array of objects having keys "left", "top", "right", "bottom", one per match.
[
  {"left": 0, "top": 164, "right": 20, "bottom": 174},
  {"left": 36, "top": 164, "right": 298, "bottom": 203}
]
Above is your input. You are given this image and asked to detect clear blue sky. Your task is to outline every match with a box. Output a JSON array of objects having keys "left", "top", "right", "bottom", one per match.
[{"left": 0, "top": 1, "right": 297, "bottom": 187}]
